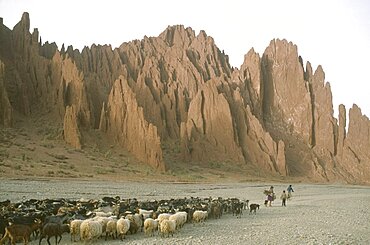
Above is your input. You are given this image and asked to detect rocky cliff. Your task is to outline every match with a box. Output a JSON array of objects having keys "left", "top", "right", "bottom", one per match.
[{"left": 1, "top": 13, "right": 369, "bottom": 183}]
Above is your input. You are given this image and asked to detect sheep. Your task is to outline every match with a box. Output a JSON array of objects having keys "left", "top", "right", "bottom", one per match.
[
  {"left": 192, "top": 210, "right": 208, "bottom": 224},
  {"left": 169, "top": 212, "right": 187, "bottom": 230},
  {"left": 38, "top": 223, "right": 70, "bottom": 245},
  {"left": 116, "top": 217, "right": 130, "bottom": 240},
  {"left": 157, "top": 213, "right": 171, "bottom": 223},
  {"left": 159, "top": 219, "right": 176, "bottom": 238},
  {"left": 143, "top": 218, "right": 158, "bottom": 237},
  {"left": 91, "top": 216, "right": 110, "bottom": 236},
  {"left": 93, "top": 211, "right": 112, "bottom": 218},
  {"left": 125, "top": 214, "right": 143, "bottom": 233},
  {"left": 104, "top": 219, "right": 117, "bottom": 240},
  {"left": 138, "top": 209, "right": 154, "bottom": 220},
  {"left": 69, "top": 219, "right": 83, "bottom": 242},
  {"left": 80, "top": 220, "right": 102, "bottom": 243}
]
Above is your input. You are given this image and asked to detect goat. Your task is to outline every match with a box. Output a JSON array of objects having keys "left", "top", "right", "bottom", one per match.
[
  {"left": 0, "top": 222, "right": 39, "bottom": 245},
  {"left": 39, "top": 223, "right": 70, "bottom": 245},
  {"left": 249, "top": 204, "right": 260, "bottom": 215}
]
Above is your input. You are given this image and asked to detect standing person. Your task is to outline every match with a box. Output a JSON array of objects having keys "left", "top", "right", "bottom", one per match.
[
  {"left": 267, "top": 193, "right": 273, "bottom": 206},
  {"left": 281, "top": 190, "right": 287, "bottom": 206},
  {"left": 287, "top": 185, "right": 294, "bottom": 199},
  {"left": 268, "top": 186, "right": 274, "bottom": 206}
]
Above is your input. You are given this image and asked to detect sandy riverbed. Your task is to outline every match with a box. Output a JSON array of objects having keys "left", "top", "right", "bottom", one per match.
[{"left": 1, "top": 179, "right": 370, "bottom": 244}]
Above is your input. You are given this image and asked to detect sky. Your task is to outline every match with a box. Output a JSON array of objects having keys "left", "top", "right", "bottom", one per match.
[{"left": 0, "top": 0, "right": 369, "bottom": 119}]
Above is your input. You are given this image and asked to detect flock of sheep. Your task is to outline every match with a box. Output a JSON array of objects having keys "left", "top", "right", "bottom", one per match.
[
  {"left": 0, "top": 195, "right": 250, "bottom": 244},
  {"left": 72, "top": 208, "right": 209, "bottom": 243}
]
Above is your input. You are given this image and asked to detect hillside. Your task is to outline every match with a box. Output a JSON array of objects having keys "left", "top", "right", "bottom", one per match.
[{"left": 1, "top": 13, "right": 370, "bottom": 184}]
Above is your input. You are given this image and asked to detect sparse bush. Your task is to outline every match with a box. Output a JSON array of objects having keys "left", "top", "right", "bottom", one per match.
[
  {"left": 41, "top": 142, "right": 55, "bottom": 149},
  {"left": 104, "top": 150, "right": 112, "bottom": 159},
  {"left": 0, "top": 149, "right": 9, "bottom": 160},
  {"left": 209, "top": 161, "right": 222, "bottom": 168},
  {"left": 14, "top": 142, "right": 25, "bottom": 147}
]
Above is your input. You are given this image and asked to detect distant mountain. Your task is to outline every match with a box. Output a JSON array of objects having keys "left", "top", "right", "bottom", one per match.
[{"left": 1, "top": 13, "right": 369, "bottom": 184}]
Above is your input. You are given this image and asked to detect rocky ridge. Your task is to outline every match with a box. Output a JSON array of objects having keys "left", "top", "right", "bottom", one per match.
[{"left": 0, "top": 13, "right": 369, "bottom": 184}]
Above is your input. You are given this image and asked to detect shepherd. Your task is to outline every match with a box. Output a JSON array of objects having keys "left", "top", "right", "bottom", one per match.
[
  {"left": 263, "top": 186, "right": 275, "bottom": 207},
  {"left": 287, "top": 184, "right": 294, "bottom": 199}
]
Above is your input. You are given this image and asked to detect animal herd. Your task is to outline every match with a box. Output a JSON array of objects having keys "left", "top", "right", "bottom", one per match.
[{"left": 0, "top": 196, "right": 259, "bottom": 244}]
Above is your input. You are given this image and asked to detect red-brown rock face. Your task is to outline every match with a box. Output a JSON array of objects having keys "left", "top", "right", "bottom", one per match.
[
  {"left": 306, "top": 64, "right": 336, "bottom": 155},
  {"left": 63, "top": 105, "right": 82, "bottom": 150},
  {"left": 181, "top": 79, "right": 244, "bottom": 164},
  {"left": 262, "top": 39, "right": 313, "bottom": 144},
  {"left": 237, "top": 48, "right": 263, "bottom": 120},
  {"left": 338, "top": 105, "right": 370, "bottom": 182},
  {"left": 101, "top": 76, "right": 165, "bottom": 171},
  {"left": 0, "top": 61, "right": 13, "bottom": 127},
  {"left": 1, "top": 13, "right": 370, "bottom": 183}
]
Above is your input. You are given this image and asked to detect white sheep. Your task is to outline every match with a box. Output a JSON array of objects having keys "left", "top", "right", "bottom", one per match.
[
  {"left": 80, "top": 219, "right": 103, "bottom": 243},
  {"left": 192, "top": 210, "right": 208, "bottom": 224},
  {"left": 159, "top": 219, "right": 176, "bottom": 238},
  {"left": 105, "top": 219, "right": 117, "bottom": 240},
  {"left": 116, "top": 217, "right": 130, "bottom": 240},
  {"left": 157, "top": 213, "right": 171, "bottom": 223},
  {"left": 92, "top": 216, "right": 111, "bottom": 235},
  {"left": 93, "top": 211, "right": 112, "bottom": 217},
  {"left": 138, "top": 208, "right": 154, "bottom": 219},
  {"left": 125, "top": 213, "right": 143, "bottom": 232},
  {"left": 70, "top": 219, "right": 83, "bottom": 242},
  {"left": 169, "top": 212, "right": 187, "bottom": 230},
  {"left": 143, "top": 218, "right": 158, "bottom": 237}
]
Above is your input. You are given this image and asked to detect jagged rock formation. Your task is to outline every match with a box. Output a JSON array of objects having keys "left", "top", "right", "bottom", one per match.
[
  {"left": 0, "top": 61, "right": 13, "bottom": 127},
  {"left": 181, "top": 79, "right": 244, "bottom": 164},
  {"left": 338, "top": 105, "right": 370, "bottom": 182},
  {"left": 63, "top": 105, "right": 82, "bottom": 149},
  {"left": 262, "top": 40, "right": 313, "bottom": 144},
  {"left": 100, "top": 76, "right": 165, "bottom": 171},
  {"left": 0, "top": 13, "right": 369, "bottom": 183}
]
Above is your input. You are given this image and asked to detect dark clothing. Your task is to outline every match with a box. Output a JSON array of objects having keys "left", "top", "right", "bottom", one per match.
[
  {"left": 282, "top": 198, "right": 286, "bottom": 206},
  {"left": 281, "top": 192, "right": 287, "bottom": 206}
]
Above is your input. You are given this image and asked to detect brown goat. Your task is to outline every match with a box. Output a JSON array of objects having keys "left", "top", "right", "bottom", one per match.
[
  {"left": 0, "top": 223, "right": 36, "bottom": 245},
  {"left": 39, "top": 223, "right": 70, "bottom": 245}
]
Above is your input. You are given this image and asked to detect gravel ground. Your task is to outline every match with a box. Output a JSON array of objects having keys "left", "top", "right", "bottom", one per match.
[{"left": 1, "top": 178, "right": 370, "bottom": 244}]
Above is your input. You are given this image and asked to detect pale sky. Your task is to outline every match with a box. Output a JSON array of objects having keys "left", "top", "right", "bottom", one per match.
[{"left": 0, "top": 0, "right": 369, "bottom": 119}]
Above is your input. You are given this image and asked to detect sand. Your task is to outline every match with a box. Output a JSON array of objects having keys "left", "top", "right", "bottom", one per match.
[{"left": 1, "top": 178, "right": 370, "bottom": 244}]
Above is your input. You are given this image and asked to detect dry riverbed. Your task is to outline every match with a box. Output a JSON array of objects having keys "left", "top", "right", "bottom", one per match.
[{"left": 1, "top": 178, "right": 370, "bottom": 244}]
